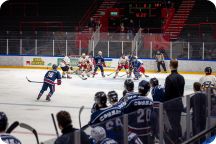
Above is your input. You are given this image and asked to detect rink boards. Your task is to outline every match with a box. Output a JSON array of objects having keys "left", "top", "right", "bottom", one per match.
[{"left": 0, "top": 55, "right": 216, "bottom": 74}]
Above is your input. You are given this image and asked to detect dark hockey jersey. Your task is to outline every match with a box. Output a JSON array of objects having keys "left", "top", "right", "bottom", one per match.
[
  {"left": 94, "top": 55, "right": 105, "bottom": 66},
  {"left": 44, "top": 70, "right": 61, "bottom": 85},
  {"left": 0, "top": 134, "right": 22, "bottom": 144}
]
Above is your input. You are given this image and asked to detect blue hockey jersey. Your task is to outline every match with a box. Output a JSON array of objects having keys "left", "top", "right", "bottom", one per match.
[
  {"left": 44, "top": 70, "right": 61, "bottom": 85},
  {"left": 131, "top": 60, "right": 142, "bottom": 69},
  {"left": 119, "top": 92, "right": 140, "bottom": 102},
  {"left": 0, "top": 134, "right": 22, "bottom": 144},
  {"left": 98, "top": 138, "right": 118, "bottom": 144},
  {"left": 123, "top": 95, "right": 154, "bottom": 142},
  {"left": 89, "top": 106, "right": 122, "bottom": 125},
  {"left": 90, "top": 106, "right": 124, "bottom": 144},
  {"left": 151, "top": 85, "right": 165, "bottom": 102},
  {"left": 94, "top": 55, "right": 105, "bottom": 66}
]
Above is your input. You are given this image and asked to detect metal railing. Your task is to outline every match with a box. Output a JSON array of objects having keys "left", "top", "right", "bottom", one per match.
[{"left": 0, "top": 31, "right": 216, "bottom": 60}]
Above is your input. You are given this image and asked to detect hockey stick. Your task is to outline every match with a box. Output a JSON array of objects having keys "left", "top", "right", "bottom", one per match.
[
  {"left": 119, "top": 73, "right": 127, "bottom": 77},
  {"left": 76, "top": 74, "right": 87, "bottom": 80},
  {"left": 26, "top": 77, "right": 58, "bottom": 84},
  {"left": 6, "top": 121, "right": 19, "bottom": 133},
  {"left": 79, "top": 106, "right": 85, "bottom": 129},
  {"left": 144, "top": 74, "right": 149, "bottom": 78},
  {"left": 19, "top": 123, "right": 40, "bottom": 144},
  {"left": 26, "top": 77, "right": 43, "bottom": 83},
  {"left": 51, "top": 113, "right": 59, "bottom": 137},
  {"left": 106, "top": 72, "right": 115, "bottom": 76}
]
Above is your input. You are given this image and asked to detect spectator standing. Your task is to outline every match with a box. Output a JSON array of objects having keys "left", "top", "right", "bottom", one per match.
[
  {"left": 164, "top": 59, "right": 185, "bottom": 144},
  {"left": 127, "top": 19, "right": 135, "bottom": 40},
  {"left": 0, "top": 112, "right": 22, "bottom": 144},
  {"left": 88, "top": 17, "right": 96, "bottom": 33}
]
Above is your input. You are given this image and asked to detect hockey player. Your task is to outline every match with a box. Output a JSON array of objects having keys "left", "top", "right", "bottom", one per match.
[
  {"left": 93, "top": 51, "right": 106, "bottom": 78},
  {"left": 89, "top": 92, "right": 122, "bottom": 125},
  {"left": 78, "top": 53, "right": 88, "bottom": 72},
  {"left": 91, "top": 126, "right": 143, "bottom": 144},
  {"left": 90, "top": 126, "right": 118, "bottom": 144},
  {"left": 37, "top": 64, "right": 61, "bottom": 101},
  {"left": 85, "top": 59, "right": 94, "bottom": 77},
  {"left": 107, "top": 91, "right": 144, "bottom": 144},
  {"left": 113, "top": 54, "right": 129, "bottom": 79},
  {"left": 107, "top": 91, "right": 126, "bottom": 110},
  {"left": 78, "top": 53, "right": 93, "bottom": 77},
  {"left": 60, "top": 56, "right": 72, "bottom": 79},
  {"left": 119, "top": 79, "right": 140, "bottom": 102},
  {"left": 89, "top": 92, "right": 123, "bottom": 143},
  {"left": 131, "top": 57, "right": 147, "bottom": 80},
  {"left": 199, "top": 67, "right": 216, "bottom": 91},
  {"left": 123, "top": 80, "right": 154, "bottom": 144},
  {"left": 149, "top": 78, "right": 164, "bottom": 139},
  {"left": 199, "top": 67, "right": 216, "bottom": 116},
  {"left": 0, "top": 112, "right": 22, "bottom": 144},
  {"left": 128, "top": 53, "right": 136, "bottom": 78},
  {"left": 107, "top": 91, "right": 119, "bottom": 106},
  {"left": 150, "top": 78, "right": 165, "bottom": 102}
]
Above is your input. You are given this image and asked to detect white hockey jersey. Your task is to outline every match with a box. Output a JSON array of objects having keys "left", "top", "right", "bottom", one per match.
[
  {"left": 118, "top": 56, "right": 129, "bottom": 65},
  {"left": 199, "top": 75, "right": 216, "bottom": 88}
]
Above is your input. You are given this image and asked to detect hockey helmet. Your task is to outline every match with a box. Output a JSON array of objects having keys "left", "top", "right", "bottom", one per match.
[
  {"left": 138, "top": 80, "right": 150, "bottom": 96},
  {"left": 150, "top": 78, "right": 159, "bottom": 87},
  {"left": 107, "top": 91, "right": 118, "bottom": 103},
  {"left": 52, "top": 64, "right": 58, "bottom": 70},
  {"left": 0, "top": 112, "right": 8, "bottom": 131},
  {"left": 98, "top": 51, "right": 102, "bottom": 55},
  {"left": 94, "top": 91, "right": 107, "bottom": 106},
  {"left": 82, "top": 53, "right": 86, "bottom": 57},
  {"left": 91, "top": 126, "right": 106, "bottom": 143},
  {"left": 124, "top": 79, "right": 134, "bottom": 92},
  {"left": 205, "top": 67, "right": 212, "bottom": 74}
]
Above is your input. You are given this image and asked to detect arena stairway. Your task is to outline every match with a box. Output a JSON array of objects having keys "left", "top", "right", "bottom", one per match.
[{"left": 164, "top": 0, "right": 196, "bottom": 40}]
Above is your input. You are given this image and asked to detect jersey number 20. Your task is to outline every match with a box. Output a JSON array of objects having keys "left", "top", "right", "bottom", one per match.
[{"left": 137, "top": 108, "right": 151, "bottom": 123}]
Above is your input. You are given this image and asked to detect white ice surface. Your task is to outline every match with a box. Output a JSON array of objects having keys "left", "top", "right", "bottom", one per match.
[{"left": 0, "top": 69, "right": 203, "bottom": 143}]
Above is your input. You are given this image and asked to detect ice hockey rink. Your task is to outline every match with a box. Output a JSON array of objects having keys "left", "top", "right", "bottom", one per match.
[{"left": 0, "top": 68, "right": 203, "bottom": 143}]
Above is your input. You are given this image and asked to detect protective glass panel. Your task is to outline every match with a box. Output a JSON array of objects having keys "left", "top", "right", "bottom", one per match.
[
  {"left": 95, "top": 41, "right": 108, "bottom": 57},
  {"left": 172, "top": 42, "right": 189, "bottom": 59},
  {"left": 0, "top": 39, "right": 7, "bottom": 54},
  {"left": 54, "top": 40, "right": 66, "bottom": 56},
  {"left": 37, "top": 39, "right": 53, "bottom": 56},
  {"left": 109, "top": 41, "right": 122, "bottom": 58},
  {"left": 8, "top": 39, "right": 20, "bottom": 55},
  {"left": 67, "top": 40, "right": 79, "bottom": 56},
  {"left": 188, "top": 42, "right": 203, "bottom": 60},
  {"left": 22, "top": 39, "right": 35, "bottom": 55},
  {"left": 204, "top": 42, "right": 216, "bottom": 60}
]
